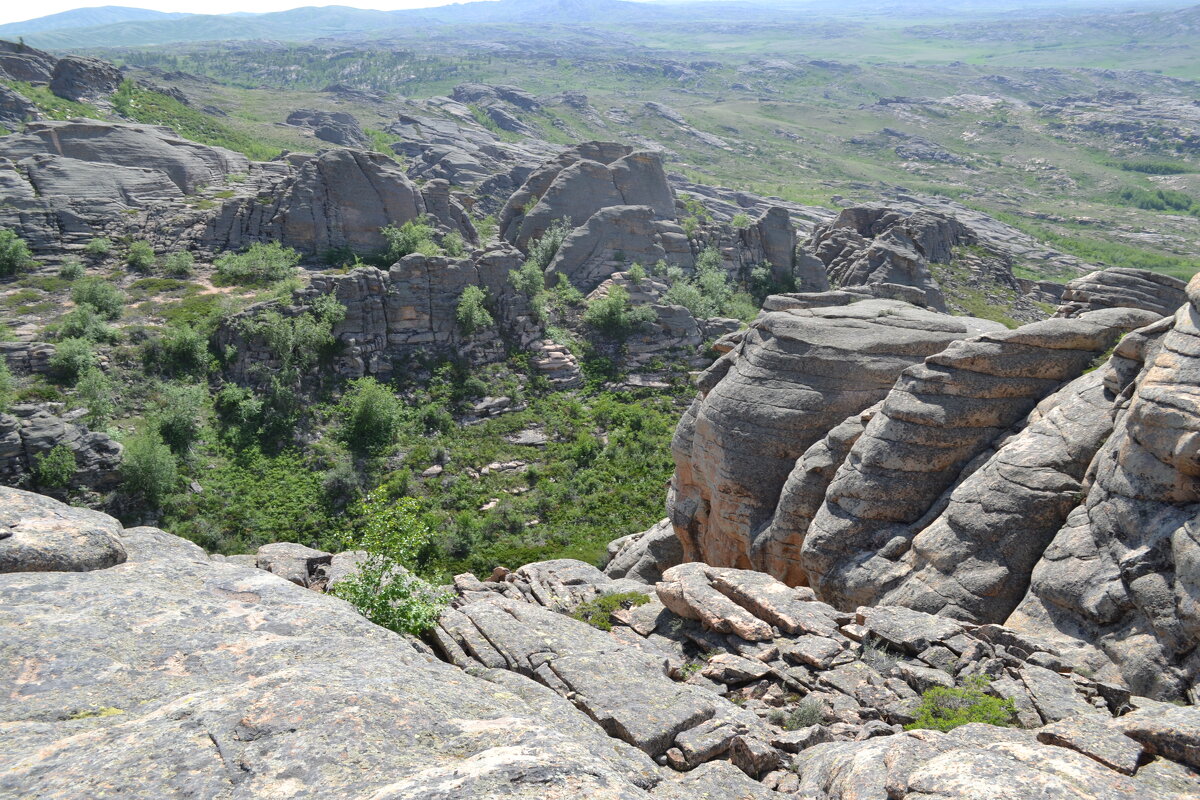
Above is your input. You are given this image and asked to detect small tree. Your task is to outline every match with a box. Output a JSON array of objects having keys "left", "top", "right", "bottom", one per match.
[
  {"left": 214, "top": 241, "right": 300, "bottom": 286},
  {"left": 120, "top": 429, "right": 178, "bottom": 506},
  {"left": 57, "top": 306, "right": 117, "bottom": 343},
  {"left": 330, "top": 493, "right": 448, "bottom": 636},
  {"left": 0, "top": 229, "right": 34, "bottom": 276},
  {"left": 153, "top": 383, "right": 207, "bottom": 454},
  {"left": 142, "top": 325, "right": 210, "bottom": 377},
  {"left": 75, "top": 367, "right": 115, "bottom": 427},
  {"left": 456, "top": 285, "right": 494, "bottom": 335},
  {"left": 71, "top": 278, "right": 125, "bottom": 320},
  {"left": 381, "top": 220, "right": 441, "bottom": 261},
  {"left": 34, "top": 443, "right": 76, "bottom": 489},
  {"left": 163, "top": 250, "right": 195, "bottom": 277},
  {"left": 58, "top": 257, "right": 85, "bottom": 280},
  {"left": 905, "top": 678, "right": 1017, "bottom": 732},
  {"left": 49, "top": 338, "right": 96, "bottom": 384},
  {"left": 83, "top": 237, "right": 112, "bottom": 258},
  {"left": 338, "top": 376, "right": 403, "bottom": 455},
  {"left": 583, "top": 285, "right": 655, "bottom": 339},
  {"left": 126, "top": 240, "right": 157, "bottom": 273}
]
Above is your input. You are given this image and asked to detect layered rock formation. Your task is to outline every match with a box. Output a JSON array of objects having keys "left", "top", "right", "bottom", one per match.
[
  {"left": 667, "top": 269, "right": 1200, "bottom": 701},
  {"left": 0, "top": 404, "right": 123, "bottom": 492}
]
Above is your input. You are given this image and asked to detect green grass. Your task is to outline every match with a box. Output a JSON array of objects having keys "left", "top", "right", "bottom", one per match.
[
  {"left": 112, "top": 79, "right": 281, "bottom": 161},
  {"left": 1, "top": 81, "right": 99, "bottom": 121}
]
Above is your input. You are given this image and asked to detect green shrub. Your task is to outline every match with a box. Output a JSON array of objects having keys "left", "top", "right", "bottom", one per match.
[
  {"left": 163, "top": 251, "right": 195, "bottom": 277},
  {"left": 1116, "top": 186, "right": 1194, "bottom": 213},
  {"left": 456, "top": 285, "right": 494, "bottom": 335},
  {"left": 49, "top": 338, "right": 96, "bottom": 384},
  {"left": 58, "top": 258, "right": 85, "bottom": 281},
  {"left": 381, "top": 220, "right": 441, "bottom": 261},
  {"left": 83, "top": 237, "right": 112, "bottom": 258},
  {"left": 214, "top": 242, "right": 300, "bottom": 286},
  {"left": 153, "top": 382, "right": 207, "bottom": 454},
  {"left": 509, "top": 257, "right": 545, "bottom": 298},
  {"left": 571, "top": 591, "right": 651, "bottom": 631},
  {"left": 442, "top": 231, "right": 467, "bottom": 258},
  {"left": 768, "top": 698, "right": 824, "bottom": 730},
  {"left": 475, "top": 214, "right": 498, "bottom": 242},
  {"left": 338, "top": 376, "right": 403, "bottom": 455},
  {"left": 56, "top": 306, "right": 117, "bottom": 343},
  {"left": 1115, "top": 160, "right": 1193, "bottom": 175},
  {"left": 0, "top": 360, "right": 13, "bottom": 412},
  {"left": 627, "top": 262, "right": 647, "bottom": 285},
  {"left": 34, "top": 443, "right": 76, "bottom": 489},
  {"left": 731, "top": 211, "right": 752, "bottom": 228},
  {"left": 120, "top": 429, "right": 178, "bottom": 505},
  {"left": 75, "top": 367, "right": 115, "bottom": 427},
  {"left": 240, "top": 292, "right": 345, "bottom": 377},
  {"left": 126, "top": 240, "right": 157, "bottom": 272},
  {"left": 0, "top": 229, "right": 34, "bottom": 276},
  {"left": 142, "top": 325, "right": 210, "bottom": 377},
  {"left": 330, "top": 493, "right": 449, "bottom": 636},
  {"left": 905, "top": 678, "right": 1017, "bottom": 732},
  {"left": 583, "top": 285, "right": 655, "bottom": 338},
  {"left": 71, "top": 278, "right": 125, "bottom": 320}
]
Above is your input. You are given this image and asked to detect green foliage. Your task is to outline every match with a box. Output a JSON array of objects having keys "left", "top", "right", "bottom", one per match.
[
  {"left": 111, "top": 79, "right": 281, "bottom": 160},
  {"left": 662, "top": 247, "right": 755, "bottom": 320},
  {"left": 338, "top": 377, "right": 404, "bottom": 455},
  {"left": 475, "top": 215, "right": 498, "bottom": 242},
  {"left": 583, "top": 285, "right": 655, "bottom": 338},
  {"left": 121, "top": 429, "right": 178, "bottom": 506},
  {"left": 627, "top": 262, "right": 646, "bottom": 285},
  {"left": 364, "top": 127, "right": 400, "bottom": 161},
  {"left": 34, "top": 444, "right": 76, "bottom": 489},
  {"left": 0, "top": 360, "right": 13, "bottom": 412},
  {"left": 527, "top": 219, "right": 571, "bottom": 271},
  {"left": 731, "top": 211, "right": 752, "bottom": 228},
  {"left": 56, "top": 305, "right": 117, "bottom": 343},
  {"left": 509, "top": 258, "right": 545, "bottom": 298},
  {"left": 71, "top": 278, "right": 126, "bottom": 320},
  {"left": 381, "top": 220, "right": 442, "bottom": 261},
  {"left": 58, "top": 257, "right": 85, "bottom": 281},
  {"left": 456, "top": 284, "right": 494, "bottom": 335},
  {"left": 905, "top": 678, "right": 1017, "bottom": 732},
  {"left": 163, "top": 251, "right": 196, "bottom": 277},
  {"left": 570, "top": 591, "right": 650, "bottom": 631},
  {"left": 125, "top": 240, "right": 157, "bottom": 273},
  {"left": 74, "top": 367, "right": 115, "bottom": 427},
  {"left": 1116, "top": 186, "right": 1195, "bottom": 213},
  {"left": 768, "top": 698, "right": 823, "bottom": 730},
  {"left": 241, "top": 292, "right": 345, "bottom": 378},
  {"left": 214, "top": 241, "right": 300, "bottom": 286},
  {"left": 0, "top": 229, "right": 34, "bottom": 277},
  {"left": 0, "top": 80, "right": 97, "bottom": 120},
  {"left": 441, "top": 231, "right": 467, "bottom": 258},
  {"left": 142, "top": 325, "right": 211, "bottom": 377},
  {"left": 679, "top": 194, "right": 712, "bottom": 239},
  {"left": 153, "top": 383, "right": 208, "bottom": 454},
  {"left": 49, "top": 338, "right": 96, "bottom": 384},
  {"left": 330, "top": 493, "right": 449, "bottom": 636},
  {"left": 83, "top": 237, "right": 112, "bottom": 258},
  {"left": 1114, "top": 160, "right": 1193, "bottom": 175}
]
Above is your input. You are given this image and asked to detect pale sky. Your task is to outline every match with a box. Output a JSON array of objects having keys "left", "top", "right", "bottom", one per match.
[{"left": 0, "top": 1, "right": 485, "bottom": 27}]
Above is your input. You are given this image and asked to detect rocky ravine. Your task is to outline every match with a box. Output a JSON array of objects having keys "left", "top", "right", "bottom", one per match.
[
  {"left": 4, "top": 486, "right": 1200, "bottom": 799},
  {"left": 670, "top": 266, "right": 1197, "bottom": 702}
]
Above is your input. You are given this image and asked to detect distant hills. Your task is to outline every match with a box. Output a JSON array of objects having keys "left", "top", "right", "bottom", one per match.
[{"left": 0, "top": 0, "right": 1193, "bottom": 49}]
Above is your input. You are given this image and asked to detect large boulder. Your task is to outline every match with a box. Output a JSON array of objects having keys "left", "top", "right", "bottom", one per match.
[
  {"left": 0, "top": 404, "right": 123, "bottom": 492},
  {"left": 668, "top": 299, "right": 1005, "bottom": 572},
  {"left": 0, "top": 40, "right": 57, "bottom": 84},
  {"left": 1056, "top": 266, "right": 1188, "bottom": 318},
  {"left": 0, "top": 486, "right": 125, "bottom": 573},
  {"left": 801, "top": 307, "right": 1160, "bottom": 609},
  {"left": 547, "top": 204, "right": 693, "bottom": 292},
  {"left": 285, "top": 108, "right": 369, "bottom": 148},
  {"left": 48, "top": 56, "right": 123, "bottom": 103}
]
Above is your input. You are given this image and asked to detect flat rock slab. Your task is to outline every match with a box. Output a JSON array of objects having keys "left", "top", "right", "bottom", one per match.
[
  {"left": 1020, "top": 664, "right": 1097, "bottom": 724},
  {"left": 0, "top": 486, "right": 126, "bottom": 573},
  {"left": 1038, "top": 714, "right": 1146, "bottom": 775},
  {"left": 856, "top": 605, "right": 967, "bottom": 655},
  {"left": 1110, "top": 705, "right": 1200, "bottom": 771}
]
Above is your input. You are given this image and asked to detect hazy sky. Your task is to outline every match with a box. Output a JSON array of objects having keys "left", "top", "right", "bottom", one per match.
[{"left": 0, "top": 1, "right": 484, "bottom": 26}]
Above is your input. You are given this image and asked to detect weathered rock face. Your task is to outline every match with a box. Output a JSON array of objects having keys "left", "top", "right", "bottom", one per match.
[
  {"left": 0, "top": 41, "right": 57, "bottom": 84},
  {"left": 0, "top": 404, "right": 123, "bottom": 493},
  {"left": 499, "top": 142, "right": 676, "bottom": 249},
  {"left": 801, "top": 308, "right": 1160, "bottom": 610},
  {"left": 48, "top": 56, "right": 123, "bottom": 104},
  {"left": 0, "top": 486, "right": 125, "bottom": 573},
  {"left": 1005, "top": 275, "right": 1200, "bottom": 701},
  {"left": 1056, "top": 266, "right": 1188, "bottom": 318},
  {"left": 285, "top": 108, "right": 368, "bottom": 148},
  {"left": 0, "top": 85, "right": 38, "bottom": 130},
  {"left": 809, "top": 206, "right": 972, "bottom": 311},
  {"left": 669, "top": 299, "right": 1005, "bottom": 571},
  {"left": 604, "top": 519, "right": 685, "bottom": 584},
  {"left": 549, "top": 205, "right": 694, "bottom": 292},
  {"left": 220, "top": 248, "right": 537, "bottom": 383}
]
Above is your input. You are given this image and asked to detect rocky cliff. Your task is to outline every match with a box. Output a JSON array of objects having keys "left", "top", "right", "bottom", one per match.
[
  {"left": 3, "top": 486, "right": 1200, "bottom": 799},
  {"left": 668, "top": 268, "right": 1200, "bottom": 701}
]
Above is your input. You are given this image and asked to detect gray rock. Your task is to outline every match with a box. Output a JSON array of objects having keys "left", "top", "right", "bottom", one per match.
[
  {"left": 1020, "top": 664, "right": 1099, "bottom": 723},
  {"left": 285, "top": 109, "right": 369, "bottom": 148},
  {"left": 49, "top": 56, "right": 122, "bottom": 103},
  {"left": 603, "top": 518, "right": 683, "bottom": 584},
  {"left": 1056, "top": 267, "right": 1187, "bottom": 319},
  {"left": 0, "top": 486, "right": 126, "bottom": 573},
  {"left": 1037, "top": 714, "right": 1146, "bottom": 774},
  {"left": 255, "top": 542, "right": 333, "bottom": 588}
]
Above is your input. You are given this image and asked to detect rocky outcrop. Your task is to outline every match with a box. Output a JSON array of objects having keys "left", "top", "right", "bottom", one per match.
[
  {"left": 801, "top": 308, "right": 1160, "bottom": 610},
  {"left": 604, "top": 519, "right": 685, "bottom": 584},
  {"left": 0, "top": 85, "right": 38, "bottom": 130},
  {"left": 549, "top": 205, "right": 694, "bottom": 292},
  {"left": 0, "top": 40, "right": 57, "bottom": 84},
  {"left": 809, "top": 206, "right": 972, "bottom": 311},
  {"left": 48, "top": 56, "right": 123, "bottom": 104},
  {"left": 669, "top": 299, "right": 1006, "bottom": 571},
  {"left": 0, "top": 485, "right": 125, "bottom": 572},
  {"left": 0, "top": 404, "right": 123, "bottom": 492},
  {"left": 499, "top": 142, "right": 675, "bottom": 249},
  {"left": 285, "top": 108, "right": 369, "bottom": 147},
  {"left": 1056, "top": 266, "right": 1188, "bottom": 318},
  {"left": 1005, "top": 274, "right": 1200, "bottom": 700}
]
